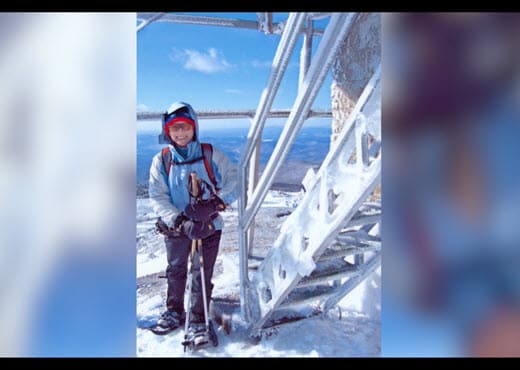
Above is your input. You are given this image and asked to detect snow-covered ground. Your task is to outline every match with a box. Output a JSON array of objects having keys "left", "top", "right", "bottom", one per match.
[{"left": 136, "top": 191, "right": 381, "bottom": 357}]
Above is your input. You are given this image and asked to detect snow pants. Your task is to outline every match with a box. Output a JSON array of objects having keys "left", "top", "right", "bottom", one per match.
[{"left": 164, "top": 230, "right": 221, "bottom": 321}]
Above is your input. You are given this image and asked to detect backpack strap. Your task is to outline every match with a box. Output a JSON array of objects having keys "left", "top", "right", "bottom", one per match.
[
  {"left": 201, "top": 143, "right": 220, "bottom": 192},
  {"left": 161, "top": 147, "right": 172, "bottom": 177},
  {"left": 161, "top": 144, "right": 219, "bottom": 191}
]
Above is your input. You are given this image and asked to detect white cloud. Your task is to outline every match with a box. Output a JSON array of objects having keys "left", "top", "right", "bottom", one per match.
[{"left": 170, "top": 47, "right": 232, "bottom": 74}]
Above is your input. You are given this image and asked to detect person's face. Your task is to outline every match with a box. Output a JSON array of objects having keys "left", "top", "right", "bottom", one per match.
[{"left": 168, "top": 122, "right": 194, "bottom": 147}]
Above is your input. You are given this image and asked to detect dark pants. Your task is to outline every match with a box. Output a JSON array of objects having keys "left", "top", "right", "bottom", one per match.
[{"left": 164, "top": 230, "right": 221, "bottom": 321}]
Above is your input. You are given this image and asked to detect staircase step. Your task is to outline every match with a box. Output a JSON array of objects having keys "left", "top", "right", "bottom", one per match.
[
  {"left": 317, "top": 243, "right": 380, "bottom": 262},
  {"left": 279, "top": 285, "right": 337, "bottom": 310},
  {"left": 322, "top": 254, "right": 381, "bottom": 312},
  {"left": 359, "top": 201, "right": 381, "bottom": 211},
  {"left": 335, "top": 232, "right": 381, "bottom": 247},
  {"left": 248, "top": 255, "right": 265, "bottom": 270},
  {"left": 345, "top": 212, "right": 380, "bottom": 228},
  {"left": 297, "top": 263, "right": 359, "bottom": 288}
]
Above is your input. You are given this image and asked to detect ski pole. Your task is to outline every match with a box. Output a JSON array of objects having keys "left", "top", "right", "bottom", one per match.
[
  {"left": 183, "top": 239, "right": 196, "bottom": 351},
  {"left": 197, "top": 238, "right": 210, "bottom": 330},
  {"left": 189, "top": 172, "right": 211, "bottom": 332}
]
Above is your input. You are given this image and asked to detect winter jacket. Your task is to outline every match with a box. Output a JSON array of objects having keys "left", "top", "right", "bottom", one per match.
[{"left": 149, "top": 101, "right": 237, "bottom": 229}]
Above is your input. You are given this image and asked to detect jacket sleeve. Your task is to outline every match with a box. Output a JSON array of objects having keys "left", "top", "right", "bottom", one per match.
[
  {"left": 212, "top": 147, "right": 238, "bottom": 206},
  {"left": 148, "top": 152, "right": 181, "bottom": 227}
]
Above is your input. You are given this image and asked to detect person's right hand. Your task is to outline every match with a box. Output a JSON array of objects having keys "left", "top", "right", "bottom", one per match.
[{"left": 184, "top": 198, "right": 221, "bottom": 222}]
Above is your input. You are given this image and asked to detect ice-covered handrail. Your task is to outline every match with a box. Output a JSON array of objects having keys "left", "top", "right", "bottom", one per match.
[
  {"left": 136, "top": 109, "right": 331, "bottom": 121},
  {"left": 136, "top": 12, "right": 325, "bottom": 36},
  {"left": 237, "top": 12, "right": 307, "bottom": 320},
  {"left": 239, "top": 13, "right": 360, "bottom": 324},
  {"left": 242, "top": 13, "right": 356, "bottom": 231}
]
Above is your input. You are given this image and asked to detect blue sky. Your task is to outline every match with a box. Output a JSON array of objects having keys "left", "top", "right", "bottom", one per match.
[{"left": 137, "top": 13, "right": 333, "bottom": 118}]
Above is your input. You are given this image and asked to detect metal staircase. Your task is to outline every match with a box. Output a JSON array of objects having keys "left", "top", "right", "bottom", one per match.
[
  {"left": 236, "top": 13, "right": 381, "bottom": 334},
  {"left": 246, "top": 69, "right": 381, "bottom": 333}
]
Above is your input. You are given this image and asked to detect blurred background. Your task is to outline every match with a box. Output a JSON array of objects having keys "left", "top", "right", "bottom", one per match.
[
  {"left": 0, "top": 13, "right": 136, "bottom": 356},
  {"left": 383, "top": 13, "right": 520, "bottom": 356}
]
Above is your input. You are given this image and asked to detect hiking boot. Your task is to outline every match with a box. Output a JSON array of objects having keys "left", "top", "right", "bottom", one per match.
[
  {"left": 187, "top": 322, "right": 210, "bottom": 348},
  {"left": 157, "top": 310, "right": 185, "bottom": 330},
  {"left": 148, "top": 310, "right": 185, "bottom": 335}
]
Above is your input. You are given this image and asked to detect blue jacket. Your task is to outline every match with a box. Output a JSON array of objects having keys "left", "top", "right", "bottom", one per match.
[{"left": 149, "top": 101, "right": 237, "bottom": 229}]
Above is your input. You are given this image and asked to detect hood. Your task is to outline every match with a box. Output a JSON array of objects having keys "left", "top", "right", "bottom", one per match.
[{"left": 158, "top": 101, "right": 200, "bottom": 145}]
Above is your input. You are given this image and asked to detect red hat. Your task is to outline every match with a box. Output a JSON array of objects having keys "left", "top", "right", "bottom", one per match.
[{"left": 164, "top": 109, "right": 196, "bottom": 133}]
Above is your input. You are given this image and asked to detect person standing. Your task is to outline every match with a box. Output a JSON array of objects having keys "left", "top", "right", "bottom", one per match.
[{"left": 148, "top": 101, "right": 237, "bottom": 336}]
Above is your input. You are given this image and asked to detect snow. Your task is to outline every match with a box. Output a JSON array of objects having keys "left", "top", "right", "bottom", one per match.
[{"left": 136, "top": 190, "right": 380, "bottom": 357}]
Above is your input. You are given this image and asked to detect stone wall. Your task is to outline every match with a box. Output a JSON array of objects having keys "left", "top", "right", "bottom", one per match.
[{"left": 331, "top": 13, "right": 381, "bottom": 144}]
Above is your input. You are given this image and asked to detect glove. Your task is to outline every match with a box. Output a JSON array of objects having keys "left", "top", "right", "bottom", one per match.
[
  {"left": 184, "top": 196, "right": 224, "bottom": 222},
  {"left": 155, "top": 217, "right": 181, "bottom": 238},
  {"left": 173, "top": 213, "right": 188, "bottom": 229},
  {"left": 181, "top": 219, "right": 216, "bottom": 240}
]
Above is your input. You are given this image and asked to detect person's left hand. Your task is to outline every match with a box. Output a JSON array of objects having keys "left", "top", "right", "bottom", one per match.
[{"left": 181, "top": 219, "right": 216, "bottom": 240}]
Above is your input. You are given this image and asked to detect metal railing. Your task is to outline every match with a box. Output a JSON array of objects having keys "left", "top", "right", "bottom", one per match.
[
  {"left": 236, "top": 12, "right": 308, "bottom": 319},
  {"left": 237, "top": 13, "right": 356, "bottom": 322},
  {"left": 136, "top": 12, "right": 325, "bottom": 36},
  {"left": 137, "top": 109, "right": 331, "bottom": 121}
]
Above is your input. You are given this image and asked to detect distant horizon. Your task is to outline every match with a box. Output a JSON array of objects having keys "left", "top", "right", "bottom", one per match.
[
  {"left": 136, "top": 123, "right": 332, "bottom": 187},
  {"left": 137, "top": 117, "right": 333, "bottom": 133}
]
